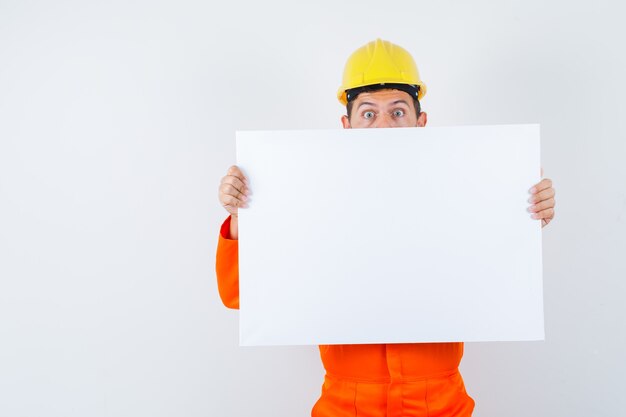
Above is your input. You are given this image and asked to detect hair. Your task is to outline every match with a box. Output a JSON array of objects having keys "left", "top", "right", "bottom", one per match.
[{"left": 346, "top": 91, "right": 421, "bottom": 120}]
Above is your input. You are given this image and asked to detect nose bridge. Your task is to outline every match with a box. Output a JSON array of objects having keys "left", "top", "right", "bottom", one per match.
[{"left": 375, "top": 111, "right": 392, "bottom": 128}]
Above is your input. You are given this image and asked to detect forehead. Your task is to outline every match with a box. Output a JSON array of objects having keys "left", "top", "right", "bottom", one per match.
[{"left": 353, "top": 89, "right": 413, "bottom": 106}]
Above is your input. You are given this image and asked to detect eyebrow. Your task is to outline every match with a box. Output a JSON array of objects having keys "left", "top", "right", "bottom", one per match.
[{"left": 357, "top": 101, "right": 376, "bottom": 109}]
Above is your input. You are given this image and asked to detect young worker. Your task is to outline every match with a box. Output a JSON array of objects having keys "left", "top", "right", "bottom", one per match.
[{"left": 215, "top": 39, "right": 556, "bottom": 417}]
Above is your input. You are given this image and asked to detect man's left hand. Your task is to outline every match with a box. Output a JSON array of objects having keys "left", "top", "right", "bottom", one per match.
[{"left": 528, "top": 174, "right": 555, "bottom": 228}]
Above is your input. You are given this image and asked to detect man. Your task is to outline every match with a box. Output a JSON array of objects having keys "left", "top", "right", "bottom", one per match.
[{"left": 215, "top": 39, "right": 556, "bottom": 417}]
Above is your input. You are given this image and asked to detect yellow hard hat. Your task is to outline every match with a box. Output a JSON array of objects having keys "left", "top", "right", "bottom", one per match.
[{"left": 337, "top": 38, "right": 427, "bottom": 105}]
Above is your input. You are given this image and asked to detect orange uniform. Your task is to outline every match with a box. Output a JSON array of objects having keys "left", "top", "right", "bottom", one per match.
[{"left": 216, "top": 215, "right": 475, "bottom": 417}]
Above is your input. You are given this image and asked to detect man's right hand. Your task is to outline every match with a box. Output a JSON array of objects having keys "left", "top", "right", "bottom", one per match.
[{"left": 219, "top": 165, "right": 250, "bottom": 216}]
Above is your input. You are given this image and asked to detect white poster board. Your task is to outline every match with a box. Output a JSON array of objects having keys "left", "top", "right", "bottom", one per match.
[{"left": 236, "top": 125, "right": 543, "bottom": 346}]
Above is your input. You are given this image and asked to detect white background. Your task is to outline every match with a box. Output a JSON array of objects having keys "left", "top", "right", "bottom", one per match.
[{"left": 0, "top": 0, "right": 624, "bottom": 416}]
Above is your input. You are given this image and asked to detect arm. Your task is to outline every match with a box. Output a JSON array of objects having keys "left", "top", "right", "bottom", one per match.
[
  {"left": 216, "top": 215, "right": 240, "bottom": 309},
  {"left": 215, "top": 165, "right": 249, "bottom": 309}
]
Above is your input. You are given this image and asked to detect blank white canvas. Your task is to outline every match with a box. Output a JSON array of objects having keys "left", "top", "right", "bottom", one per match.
[{"left": 236, "top": 125, "right": 543, "bottom": 346}]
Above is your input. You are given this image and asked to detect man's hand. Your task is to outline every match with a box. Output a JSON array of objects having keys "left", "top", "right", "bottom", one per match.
[
  {"left": 219, "top": 165, "right": 250, "bottom": 217},
  {"left": 528, "top": 171, "right": 555, "bottom": 228}
]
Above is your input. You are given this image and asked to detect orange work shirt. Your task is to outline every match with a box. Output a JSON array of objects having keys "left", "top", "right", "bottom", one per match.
[{"left": 215, "top": 215, "right": 475, "bottom": 417}]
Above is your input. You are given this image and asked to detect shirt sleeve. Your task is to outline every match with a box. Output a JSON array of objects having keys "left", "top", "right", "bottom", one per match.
[{"left": 215, "top": 215, "right": 240, "bottom": 309}]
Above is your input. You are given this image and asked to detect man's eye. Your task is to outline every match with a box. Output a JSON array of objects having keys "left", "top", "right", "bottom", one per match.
[
  {"left": 363, "top": 111, "right": 375, "bottom": 119},
  {"left": 393, "top": 109, "right": 405, "bottom": 117}
]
